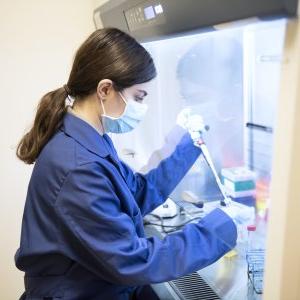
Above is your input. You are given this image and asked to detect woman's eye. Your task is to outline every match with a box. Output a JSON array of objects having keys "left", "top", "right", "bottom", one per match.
[{"left": 135, "top": 96, "right": 144, "bottom": 103}]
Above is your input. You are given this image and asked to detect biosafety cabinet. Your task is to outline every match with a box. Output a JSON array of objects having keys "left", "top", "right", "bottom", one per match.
[{"left": 94, "top": 1, "right": 300, "bottom": 299}]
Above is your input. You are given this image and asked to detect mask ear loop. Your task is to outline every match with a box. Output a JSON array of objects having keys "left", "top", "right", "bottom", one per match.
[
  {"left": 100, "top": 97, "right": 106, "bottom": 116},
  {"left": 100, "top": 90, "right": 126, "bottom": 116},
  {"left": 117, "top": 91, "right": 129, "bottom": 118},
  {"left": 100, "top": 92, "right": 127, "bottom": 119},
  {"left": 118, "top": 91, "right": 128, "bottom": 105}
]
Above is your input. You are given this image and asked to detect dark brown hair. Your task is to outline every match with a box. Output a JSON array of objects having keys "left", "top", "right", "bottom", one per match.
[{"left": 17, "top": 28, "right": 157, "bottom": 164}]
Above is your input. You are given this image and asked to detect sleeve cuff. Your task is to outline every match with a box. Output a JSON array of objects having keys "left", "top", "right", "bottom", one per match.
[
  {"left": 179, "top": 132, "right": 202, "bottom": 154},
  {"left": 201, "top": 208, "right": 237, "bottom": 250}
]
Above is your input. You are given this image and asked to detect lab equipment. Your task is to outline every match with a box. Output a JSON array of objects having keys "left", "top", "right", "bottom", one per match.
[
  {"left": 222, "top": 167, "right": 256, "bottom": 198},
  {"left": 181, "top": 187, "right": 255, "bottom": 226},
  {"left": 196, "top": 139, "right": 231, "bottom": 206},
  {"left": 94, "top": 0, "right": 297, "bottom": 42},
  {"left": 245, "top": 224, "right": 266, "bottom": 293},
  {"left": 96, "top": 1, "right": 290, "bottom": 299},
  {"left": 176, "top": 108, "right": 209, "bottom": 149},
  {"left": 177, "top": 108, "right": 230, "bottom": 206},
  {"left": 202, "top": 199, "right": 255, "bottom": 224},
  {"left": 179, "top": 123, "right": 256, "bottom": 221},
  {"left": 247, "top": 225, "right": 257, "bottom": 251},
  {"left": 177, "top": 108, "right": 233, "bottom": 206},
  {"left": 151, "top": 198, "right": 178, "bottom": 218},
  {"left": 181, "top": 190, "right": 204, "bottom": 208},
  {"left": 246, "top": 249, "right": 265, "bottom": 294},
  {"left": 177, "top": 108, "right": 231, "bottom": 206},
  {"left": 247, "top": 224, "right": 265, "bottom": 251}
]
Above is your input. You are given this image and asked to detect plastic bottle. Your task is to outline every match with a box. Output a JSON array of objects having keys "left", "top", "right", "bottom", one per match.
[{"left": 247, "top": 224, "right": 257, "bottom": 251}]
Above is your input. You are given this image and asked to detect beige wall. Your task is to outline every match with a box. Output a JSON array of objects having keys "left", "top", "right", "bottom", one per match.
[
  {"left": 94, "top": 0, "right": 109, "bottom": 9},
  {"left": 0, "top": 1, "right": 94, "bottom": 298}
]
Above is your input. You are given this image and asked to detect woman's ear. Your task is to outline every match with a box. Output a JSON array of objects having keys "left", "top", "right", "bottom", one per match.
[{"left": 96, "top": 79, "right": 113, "bottom": 100}]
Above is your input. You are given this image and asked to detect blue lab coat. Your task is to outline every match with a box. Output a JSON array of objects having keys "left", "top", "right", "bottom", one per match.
[{"left": 15, "top": 112, "right": 237, "bottom": 299}]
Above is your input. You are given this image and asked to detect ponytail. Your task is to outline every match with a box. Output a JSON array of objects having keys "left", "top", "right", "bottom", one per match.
[
  {"left": 17, "top": 28, "right": 157, "bottom": 164},
  {"left": 16, "top": 87, "right": 67, "bottom": 164}
]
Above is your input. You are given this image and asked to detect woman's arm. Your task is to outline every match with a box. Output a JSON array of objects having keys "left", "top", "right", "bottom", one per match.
[
  {"left": 55, "top": 161, "right": 237, "bottom": 286},
  {"left": 119, "top": 132, "right": 201, "bottom": 216}
]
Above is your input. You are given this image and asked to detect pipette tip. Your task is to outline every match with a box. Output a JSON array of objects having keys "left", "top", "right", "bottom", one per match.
[{"left": 220, "top": 200, "right": 227, "bottom": 206}]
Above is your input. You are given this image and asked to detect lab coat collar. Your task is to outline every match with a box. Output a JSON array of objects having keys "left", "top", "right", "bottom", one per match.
[{"left": 61, "top": 112, "right": 110, "bottom": 158}]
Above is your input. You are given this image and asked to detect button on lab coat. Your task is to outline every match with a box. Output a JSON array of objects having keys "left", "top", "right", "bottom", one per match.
[{"left": 15, "top": 112, "right": 237, "bottom": 299}]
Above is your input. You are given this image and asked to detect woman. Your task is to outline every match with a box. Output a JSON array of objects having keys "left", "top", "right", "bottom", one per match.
[{"left": 15, "top": 28, "right": 237, "bottom": 300}]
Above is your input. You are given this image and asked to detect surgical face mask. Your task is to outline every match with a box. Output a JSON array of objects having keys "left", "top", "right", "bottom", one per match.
[{"left": 100, "top": 91, "right": 148, "bottom": 134}]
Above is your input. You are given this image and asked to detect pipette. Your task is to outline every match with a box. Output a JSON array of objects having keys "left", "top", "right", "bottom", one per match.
[{"left": 195, "top": 139, "right": 231, "bottom": 207}]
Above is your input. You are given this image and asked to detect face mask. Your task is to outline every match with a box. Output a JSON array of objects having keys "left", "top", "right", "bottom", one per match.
[{"left": 100, "top": 91, "right": 148, "bottom": 134}]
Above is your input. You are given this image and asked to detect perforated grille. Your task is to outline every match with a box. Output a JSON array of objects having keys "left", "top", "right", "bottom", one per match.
[{"left": 169, "top": 272, "right": 220, "bottom": 300}]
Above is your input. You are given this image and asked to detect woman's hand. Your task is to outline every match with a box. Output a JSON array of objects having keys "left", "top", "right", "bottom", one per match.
[{"left": 176, "top": 108, "right": 206, "bottom": 144}]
